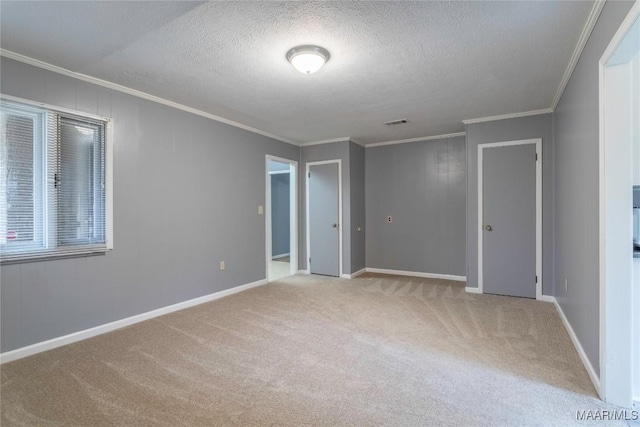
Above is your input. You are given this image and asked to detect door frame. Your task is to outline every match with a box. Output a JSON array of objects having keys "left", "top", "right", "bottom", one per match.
[
  {"left": 598, "top": 1, "right": 640, "bottom": 407},
  {"left": 306, "top": 159, "right": 343, "bottom": 277},
  {"left": 478, "top": 138, "right": 543, "bottom": 299},
  {"left": 265, "top": 155, "right": 298, "bottom": 280}
]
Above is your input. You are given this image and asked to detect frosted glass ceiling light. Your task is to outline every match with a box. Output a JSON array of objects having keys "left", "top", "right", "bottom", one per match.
[{"left": 286, "top": 45, "right": 330, "bottom": 74}]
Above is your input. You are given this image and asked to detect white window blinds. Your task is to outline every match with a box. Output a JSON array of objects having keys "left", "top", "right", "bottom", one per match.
[
  {"left": 57, "top": 116, "right": 106, "bottom": 246},
  {"left": 0, "top": 98, "right": 111, "bottom": 262}
]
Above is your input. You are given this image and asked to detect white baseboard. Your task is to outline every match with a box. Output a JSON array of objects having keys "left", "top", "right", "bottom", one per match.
[
  {"left": 297, "top": 269, "right": 309, "bottom": 274},
  {"left": 271, "top": 253, "right": 290, "bottom": 260},
  {"left": 340, "top": 268, "right": 367, "bottom": 279},
  {"left": 547, "top": 296, "right": 601, "bottom": 395},
  {"left": 537, "top": 295, "right": 556, "bottom": 303},
  {"left": 0, "top": 278, "right": 268, "bottom": 364},
  {"left": 465, "top": 287, "right": 482, "bottom": 294},
  {"left": 366, "top": 267, "right": 466, "bottom": 282}
]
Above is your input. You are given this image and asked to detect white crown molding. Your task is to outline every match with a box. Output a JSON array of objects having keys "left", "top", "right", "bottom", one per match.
[
  {"left": 300, "top": 137, "right": 351, "bottom": 147},
  {"left": 0, "top": 49, "right": 300, "bottom": 146},
  {"left": 300, "top": 137, "right": 367, "bottom": 148},
  {"left": 551, "top": 0, "right": 606, "bottom": 110},
  {"left": 462, "top": 109, "right": 553, "bottom": 125},
  {"left": 365, "top": 132, "right": 466, "bottom": 148}
]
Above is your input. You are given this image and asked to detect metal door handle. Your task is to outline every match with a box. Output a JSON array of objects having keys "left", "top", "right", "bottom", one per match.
[
  {"left": 332, "top": 223, "right": 338, "bottom": 228},
  {"left": 485, "top": 225, "right": 492, "bottom": 231}
]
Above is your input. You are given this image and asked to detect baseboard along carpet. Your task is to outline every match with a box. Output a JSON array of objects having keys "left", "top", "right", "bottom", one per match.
[{"left": 0, "top": 273, "right": 623, "bottom": 426}]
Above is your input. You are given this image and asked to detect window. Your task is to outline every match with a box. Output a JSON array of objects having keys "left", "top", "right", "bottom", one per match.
[{"left": 0, "top": 97, "right": 112, "bottom": 262}]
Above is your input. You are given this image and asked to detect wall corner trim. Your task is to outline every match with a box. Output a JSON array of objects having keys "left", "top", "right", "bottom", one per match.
[
  {"left": 462, "top": 109, "right": 554, "bottom": 125},
  {"left": 547, "top": 296, "right": 601, "bottom": 395},
  {"left": 0, "top": 50, "right": 300, "bottom": 147},
  {"left": 550, "top": 0, "right": 606, "bottom": 110},
  {"left": 0, "top": 278, "right": 269, "bottom": 364},
  {"left": 340, "top": 268, "right": 367, "bottom": 279},
  {"left": 365, "top": 267, "right": 466, "bottom": 282}
]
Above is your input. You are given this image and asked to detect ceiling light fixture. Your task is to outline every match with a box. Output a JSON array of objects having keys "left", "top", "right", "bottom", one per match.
[{"left": 286, "top": 45, "right": 330, "bottom": 74}]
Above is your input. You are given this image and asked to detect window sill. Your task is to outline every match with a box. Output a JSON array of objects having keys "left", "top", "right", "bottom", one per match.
[{"left": 0, "top": 248, "right": 111, "bottom": 265}]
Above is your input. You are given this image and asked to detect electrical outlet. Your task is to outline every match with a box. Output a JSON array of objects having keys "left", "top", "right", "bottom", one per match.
[
  {"left": 387, "top": 216, "right": 392, "bottom": 223},
  {"left": 564, "top": 278, "right": 568, "bottom": 292},
  {"left": 220, "top": 261, "right": 225, "bottom": 271}
]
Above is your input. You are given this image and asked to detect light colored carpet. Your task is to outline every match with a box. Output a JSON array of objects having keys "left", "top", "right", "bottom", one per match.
[
  {"left": 0, "top": 273, "right": 624, "bottom": 426},
  {"left": 268, "top": 260, "right": 291, "bottom": 282}
]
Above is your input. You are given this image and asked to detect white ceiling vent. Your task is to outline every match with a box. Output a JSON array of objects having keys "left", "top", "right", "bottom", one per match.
[{"left": 384, "top": 119, "right": 410, "bottom": 126}]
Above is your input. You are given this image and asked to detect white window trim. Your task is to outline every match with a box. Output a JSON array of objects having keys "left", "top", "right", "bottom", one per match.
[{"left": 0, "top": 94, "right": 114, "bottom": 264}]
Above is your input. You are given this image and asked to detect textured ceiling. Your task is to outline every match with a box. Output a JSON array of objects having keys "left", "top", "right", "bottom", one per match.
[{"left": 0, "top": 1, "right": 594, "bottom": 145}]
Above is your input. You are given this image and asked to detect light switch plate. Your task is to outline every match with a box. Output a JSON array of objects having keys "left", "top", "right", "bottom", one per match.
[{"left": 258, "top": 205, "right": 264, "bottom": 215}]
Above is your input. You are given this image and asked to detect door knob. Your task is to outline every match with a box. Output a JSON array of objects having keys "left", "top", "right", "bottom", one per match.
[
  {"left": 485, "top": 225, "right": 492, "bottom": 231},
  {"left": 332, "top": 223, "right": 338, "bottom": 228}
]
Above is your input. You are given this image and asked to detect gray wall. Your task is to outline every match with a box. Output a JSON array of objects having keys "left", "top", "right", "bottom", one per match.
[
  {"left": 553, "top": 0, "right": 635, "bottom": 377},
  {"left": 465, "top": 114, "right": 554, "bottom": 295},
  {"left": 270, "top": 173, "right": 290, "bottom": 257},
  {"left": 299, "top": 141, "right": 352, "bottom": 274},
  {"left": 365, "top": 136, "right": 466, "bottom": 276},
  {"left": 350, "top": 142, "right": 366, "bottom": 273},
  {"left": 0, "top": 57, "right": 299, "bottom": 352}
]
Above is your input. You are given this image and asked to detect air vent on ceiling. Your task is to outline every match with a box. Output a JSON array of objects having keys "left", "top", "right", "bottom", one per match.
[{"left": 384, "top": 119, "right": 409, "bottom": 126}]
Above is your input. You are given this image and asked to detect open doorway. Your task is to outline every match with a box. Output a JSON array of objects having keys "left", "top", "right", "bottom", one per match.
[
  {"left": 266, "top": 156, "right": 297, "bottom": 282},
  {"left": 599, "top": 2, "right": 640, "bottom": 409}
]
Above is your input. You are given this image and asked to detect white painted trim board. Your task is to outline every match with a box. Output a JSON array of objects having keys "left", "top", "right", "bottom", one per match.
[
  {"left": 0, "top": 50, "right": 299, "bottom": 146},
  {"left": 463, "top": 109, "right": 553, "bottom": 125},
  {"left": 551, "top": 1, "right": 607, "bottom": 110},
  {"left": 598, "top": 0, "right": 640, "bottom": 406},
  {"left": 366, "top": 132, "right": 466, "bottom": 148},
  {"left": 301, "top": 137, "right": 351, "bottom": 147},
  {"left": 0, "top": 278, "right": 269, "bottom": 364},
  {"left": 340, "top": 268, "right": 367, "bottom": 279}
]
